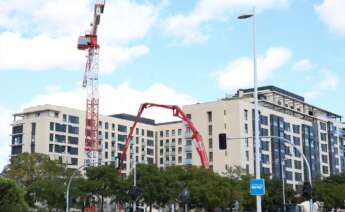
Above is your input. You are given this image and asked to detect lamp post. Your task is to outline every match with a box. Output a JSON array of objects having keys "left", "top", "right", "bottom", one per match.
[{"left": 238, "top": 7, "right": 261, "bottom": 212}]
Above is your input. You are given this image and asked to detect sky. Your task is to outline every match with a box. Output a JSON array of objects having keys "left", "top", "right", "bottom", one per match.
[{"left": 0, "top": 0, "right": 344, "bottom": 170}]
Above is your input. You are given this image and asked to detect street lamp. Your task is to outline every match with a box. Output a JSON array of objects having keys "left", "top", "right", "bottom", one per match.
[{"left": 237, "top": 8, "right": 261, "bottom": 212}]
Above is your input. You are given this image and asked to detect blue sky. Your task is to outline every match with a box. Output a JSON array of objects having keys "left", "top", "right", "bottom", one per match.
[{"left": 0, "top": 0, "right": 344, "bottom": 169}]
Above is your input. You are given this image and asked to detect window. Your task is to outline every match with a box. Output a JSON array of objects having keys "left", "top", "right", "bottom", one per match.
[
  {"left": 146, "top": 148, "right": 154, "bottom": 156},
  {"left": 178, "top": 138, "right": 182, "bottom": 145},
  {"left": 260, "top": 115, "right": 268, "bottom": 125},
  {"left": 55, "top": 134, "right": 66, "bottom": 143},
  {"left": 63, "top": 114, "right": 67, "bottom": 122},
  {"left": 165, "top": 130, "right": 169, "bottom": 137},
  {"left": 209, "top": 152, "right": 213, "bottom": 162},
  {"left": 294, "top": 160, "right": 302, "bottom": 169},
  {"left": 160, "top": 140, "right": 163, "bottom": 146},
  {"left": 49, "top": 133, "right": 54, "bottom": 141},
  {"left": 244, "top": 110, "right": 248, "bottom": 121},
  {"left": 68, "top": 115, "right": 79, "bottom": 124},
  {"left": 320, "top": 122, "right": 327, "bottom": 131},
  {"left": 284, "top": 134, "right": 291, "bottom": 141},
  {"left": 118, "top": 125, "right": 127, "bottom": 133},
  {"left": 293, "top": 137, "right": 300, "bottom": 146},
  {"left": 55, "top": 123, "right": 66, "bottom": 132},
  {"left": 262, "top": 167, "right": 270, "bottom": 174},
  {"left": 142, "top": 129, "right": 145, "bottom": 136},
  {"left": 171, "top": 130, "right": 176, "bottom": 137},
  {"left": 261, "top": 141, "right": 269, "bottom": 151},
  {"left": 262, "top": 154, "right": 269, "bottom": 164},
  {"left": 99, "top": 121, "right": 102, "bottom": 128},
  {"left": 117, "top": 134, "right": 127, "bottom": 142},
  {"left": 105, "top": 152, "right": 108, "bottom": 159},
  {"left": 12, "top": 125, "right": 23, "bottom": 134},
  {"left": 178, "top": 129, "right": 182, "bottom": 136},
  {"left": 295, "top": 172, "right": 302, "bottom": 181},
  {"left": 285, "top": 159, "right": 292, "bottom": 168},
  {"left": 207, "top": 111, "right": 212, "bottom": 122},
  {"left": 322, "top": 155, "right": 328, "bottom": 163},
  {"left": 186, "top": 153, "right": 192, "bottom": 159},
  {"left": 68, "top": 136, "right": 78, "bottom": 145},
  {"left": 321, "top": 144, "right": 328, "bottom": 152},
  {"left": 105, "top": 132, "right": 108, "bottom": 139},
  {"left": 117, "top": 144, "right": 124, "bottom": 151},
  {"left": 245, "top": 151, "right": 249, "bottom": 161},
  {"left": 68, "top": 126, "right": 79, "bottom": 134},
  {"left": 186, "top": 114, "right": 192, "bottom": 119},
  {"left": 260, "top": 128, "right": 268, "bottom": 136},
  {"left": 209, "top": 138, "right": 213, "bottom": 148},
  {"left": 159, "top": 131, "right": 163, "bottom": 137},
  {"left": 112, "top": 124, "right": 115, "bottom": 131},
  {"left": 50, "top": 122, "right": 54, "bottom": 131},
  {"left": 105, "top": 142, "right": 108, "bottom": 149},
  {"left": 104, "top": 122, "right": 109, "bottom": 129},
  {"left": 178, "top": 156, "right": 182, "bottom": 163},
  {"left": 178, "top": 147, "right": 182, "bottom": 153},
  {"left": 55, "top": 145, "right": 65, "bottom": 153},
  {"left": 285, "top": 171, "right": 292, "bottom": 180},
  {"left": 71, "top": 158, "right": 78, "bottom": 165},
  {"left": 147, "top": 130, "right": 154, "bottom": 137},
  {"left": 322, "top": 166, "right": 329, "bottom": 174},
  {"left": 147, "top": 139, "right": 154, "bottom": 146},
  {"left": 284, "top": 122, "right": 291, "bottom": 131},
  {"left": 49, "top": 144, "right": 54, "bottom": 152},
  {"left": 294, "top": 149, "right": 301, "bottom": 158},
  {"left": 68, "top": 146, "right": 78, "bottom": 155},
  {"left": 320, "top": 133, "right": 327, "bottom": 141},
  {"left": 244, "top": 124, "right": 248, "bottom": 134},
  {"left": 293, "top": 125, "right": 300, "bottom": 134},
  {"left": 208, "top": 125, "right": 212, "bottom": 136},
  {"left": 186, "top": 140, "right": 192, "bottom": 146},
  {"left": 160, "top": 158, "right": 163, "bottom": 164}
]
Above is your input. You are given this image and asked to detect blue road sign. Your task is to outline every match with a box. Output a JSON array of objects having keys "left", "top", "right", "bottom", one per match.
[{"left": 250, "top": 179, "right": 265, "bottom": 196}]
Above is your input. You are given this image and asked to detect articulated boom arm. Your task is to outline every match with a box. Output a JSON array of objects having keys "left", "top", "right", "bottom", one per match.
[{"left": 118, "top": 103, "right": 209, "bottom": 172}]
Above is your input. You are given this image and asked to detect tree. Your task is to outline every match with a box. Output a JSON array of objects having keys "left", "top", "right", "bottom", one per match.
[
  {"left": 0, "top": 177, "right": 28, "bottom": 212},
  {"left": 2, "top": 153, "right": 69, "bottom": 210},
  {"left": 85, "top": 165, "right": 120, "bottom": 212}
]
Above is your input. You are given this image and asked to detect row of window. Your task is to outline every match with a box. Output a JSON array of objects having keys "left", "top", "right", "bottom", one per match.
[
  {"left": 159, "top": 129, "right": 183, "bottom": 137},
  {"left": 49, "top": 134, "right": 79, "bottom": 145},
  {"left": 49, "top": 144, "right": 78, "bottom": 155},
  {"left": 50, "top": 122, "right": 79, "bottom": 134}
]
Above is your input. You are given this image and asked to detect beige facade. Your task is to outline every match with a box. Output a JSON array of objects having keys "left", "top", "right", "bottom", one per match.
[{"left": 10, "top": 86, "right": 345, "bottom": 188}]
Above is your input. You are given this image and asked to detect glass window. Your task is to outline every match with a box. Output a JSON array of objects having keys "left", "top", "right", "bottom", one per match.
[
  {"left": 68, "top": 115, "right": 79, "bottom": 124},
  {"left": 55, "top": 123, "right": 66, "bottom": 132},
  {"left": 160, "top": 131, "right": 163, "bottom": 137},
  {"left": 294, "top": 160, "right": 302, "bottom": 169},
  {"left": 260, "top": 115, "right": 268, "bottom": 125},
  {"left": 207, "top": 111, "right": 212, "bottom": 122},
  {"left": 322, "top": 166, "right": 329, "bottom": 174},
  {"left": 165, "top": 130, "right": 169, "bottom": 137},
  {"left": 285, "top": 159, "right": 292, "bottom": 168},
  {"left": 293, "top": 125, "right": 300, "bottom": 134},
  {"left": 117, "top": 134, "right": 127, "bottom": 142},
  {"left": 178, "top": 129, "right": 182, "bottom": 136},
  {"left": 244, "top": 124, "right": 248, "bottom": 134},
  {"left": 68, "top": 126, "right": 79, "bottom": 134},
  {"left": 68, "top": 146, "right": 78, "bottom": 155},
  {"left": 244, "top": 110, "right": 248, "bottom": 121},
  {"left": 55, "top": 134, "right": 66, "bottom": 143},
  {"left": 50, "top": 122, "right": 54, "bottom": 131},
  {"left": 118, "top": 125, "right": 127, "bottom": 133},
  {"left": 295, "top": 172, "right": 302, "bottom": 181},
  {"left": 284, "top": 122, "right": 291, "bottom": 131},
  {"left": 68, "top": 136, "right": 78, "bottom": 145},
  {"left": 147, "top": 130, "right": 154, "bottom": 137},
  {"left": 186, "top": 153, "right": 192, "bottom": 159},
  {"left": 285, "top": 171, "right": 292, "bottom": 180},
  {"left": 320, "top": 133, "right": 327, "bottom": 141},
  {"left": 147, "top": 139, "right": 154, "bottom": 146},
  {"left": 320, "top": 122, "right": 327, "bottom": 131},
  {"left": 322, "top": 155, "right": 328, "bottom": 163},
  {"left": 293, "top": 137, "right": 300, "bottom": 146}
]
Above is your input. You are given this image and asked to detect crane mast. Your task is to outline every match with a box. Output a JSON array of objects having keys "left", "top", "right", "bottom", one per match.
[{"left": 78, "top": 0, "right": 105, "bottom": 166}]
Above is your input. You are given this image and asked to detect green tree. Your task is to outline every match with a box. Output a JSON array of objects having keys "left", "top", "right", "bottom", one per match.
[
  {"left": 0, "top": 177, "right": 29, "bottom": 212},
  {"left": 2, "top": 153, "right": 70, "bottom": 211},
  {"left": 85, "top": 164, "right": 120, "bottom": 212}
]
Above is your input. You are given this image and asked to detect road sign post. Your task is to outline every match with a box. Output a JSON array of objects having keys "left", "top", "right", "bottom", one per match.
[{"left": 250, "top": 179, "right": 265, "bottom": 196}]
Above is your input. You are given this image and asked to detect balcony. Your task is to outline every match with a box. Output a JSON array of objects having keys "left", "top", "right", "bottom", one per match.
[{"left": 185, "top": 145, "right": 193, "bottom": 152}]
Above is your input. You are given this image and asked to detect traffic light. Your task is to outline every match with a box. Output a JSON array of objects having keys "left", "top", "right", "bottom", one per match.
[
  {"left": 219, "top": 133, "right": 227, "bottom": 150},
  {"left": 302, "top": 182, "right": 312, "bottom": 200}
]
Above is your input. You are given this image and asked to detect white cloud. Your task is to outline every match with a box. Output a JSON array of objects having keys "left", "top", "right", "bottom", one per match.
[
  {"left": 23, "top": 82, "right": 196, "bottom": 123},
  {"left": 212, "top": 47, "right": 291, "bottom": 92},
  {"left": 165, "top": 0, "right": 288, "bottom": 44},
  {"left": 304, "top": 69, "right": 339, "bottom": 99},
  {"left": 292, "top": 59, "right": 314, "bottom": 72},
  {"left": 0, "top": 105, "right": 13, "bottom": 172},
  {"left": 315, "top": 0, "right": 345, "bottom": 35},
  {"left": 0, "top": 0, "right": 160, "bottom": 72}
]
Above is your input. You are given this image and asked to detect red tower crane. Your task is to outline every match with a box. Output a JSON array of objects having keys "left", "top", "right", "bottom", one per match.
[
  {"left": 78, "top": 0, "right": 105, "bottom": 166},
  {"left": 118, "top": 102, "right": 209, "bottom": 173}
]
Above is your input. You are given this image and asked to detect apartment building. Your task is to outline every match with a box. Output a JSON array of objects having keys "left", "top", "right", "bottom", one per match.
[
  {"left": 181, "top": 86, "right": 345, "bottom": 189},
  {"left": 10, "top": 86, "right": 345, "bottom": 189}
]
